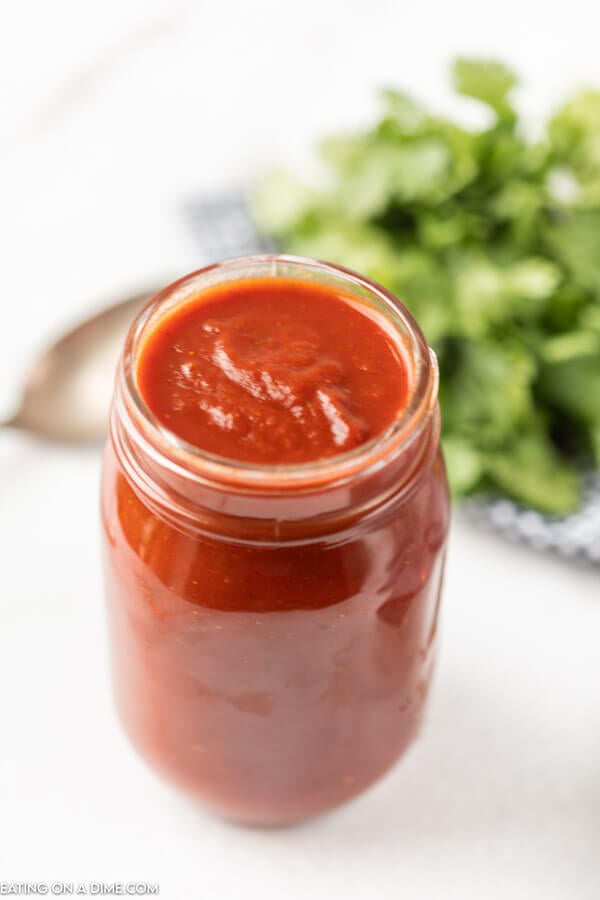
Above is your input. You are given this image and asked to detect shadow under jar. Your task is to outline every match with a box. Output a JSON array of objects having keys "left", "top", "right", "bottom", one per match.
[{"left": 101, "top": 255, "right": 450, "bottom": 826}]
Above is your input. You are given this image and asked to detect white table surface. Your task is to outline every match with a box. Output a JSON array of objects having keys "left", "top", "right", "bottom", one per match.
[{"left": 1, "top": 2, "right": 599, "bottom": 898}]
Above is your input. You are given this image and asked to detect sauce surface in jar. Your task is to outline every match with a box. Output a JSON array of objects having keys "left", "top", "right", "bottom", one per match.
[
  {"left": 137, "top": 277, "right": 411, "bottom": 464},
  {"left": 102, "top": 257, "right": 449, "bottom": 826}
]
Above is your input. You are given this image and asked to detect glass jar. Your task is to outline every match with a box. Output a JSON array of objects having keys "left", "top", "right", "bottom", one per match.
[{"left": 101, "top": 255, "right": 450, "bottom": 825}]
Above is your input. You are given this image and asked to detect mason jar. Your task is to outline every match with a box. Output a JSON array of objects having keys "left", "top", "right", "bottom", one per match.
[{"left": 101, "top": 255, "right": 450, "bottom": 825}]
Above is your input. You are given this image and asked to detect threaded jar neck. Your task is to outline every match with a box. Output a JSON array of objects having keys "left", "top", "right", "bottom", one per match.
[{"left": 110, "top": 255, "right": 440, "bottom": 540}]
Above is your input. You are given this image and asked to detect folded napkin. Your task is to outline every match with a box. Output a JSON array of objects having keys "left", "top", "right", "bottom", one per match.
[{"left": 186, "top": 196, "right": 600, "bottom": 567}]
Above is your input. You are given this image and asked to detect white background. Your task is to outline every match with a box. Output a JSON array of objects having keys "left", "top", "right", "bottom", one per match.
[{"left": 1, "top": 2, "right": 599, "bottom": 898}]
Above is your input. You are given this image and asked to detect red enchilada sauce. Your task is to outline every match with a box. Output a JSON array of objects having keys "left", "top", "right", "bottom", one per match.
[
  {"left": 137, "top": 278, "right": 410, "bottom": 463},
  {"left": 102, "top": 257, "right": 449, "bottom": 824}
]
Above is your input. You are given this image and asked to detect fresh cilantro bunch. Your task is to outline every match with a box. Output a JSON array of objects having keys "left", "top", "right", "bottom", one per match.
[{"left": 254, "top": 59, "right": 600, "bottom": 515}]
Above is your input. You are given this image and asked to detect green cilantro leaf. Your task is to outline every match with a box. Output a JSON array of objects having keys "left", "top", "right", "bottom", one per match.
[
  {"left": 254, "top": 59, "right": 600, "bottom": 514},
  {"left": 452, "top": 58, "right": 518, "bottom": 118}
]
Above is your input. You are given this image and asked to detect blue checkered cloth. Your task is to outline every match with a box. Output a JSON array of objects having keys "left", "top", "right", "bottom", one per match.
[{"left": 185, "top": 196, "right": 600, "bottom": 567}]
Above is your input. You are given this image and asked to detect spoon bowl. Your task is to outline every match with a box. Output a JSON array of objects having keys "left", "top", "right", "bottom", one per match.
[{"left": 3, "top": 287, "right": 159, "bottom": 443}]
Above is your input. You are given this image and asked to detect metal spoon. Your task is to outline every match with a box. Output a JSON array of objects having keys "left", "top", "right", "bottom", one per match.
[{"left": 1, "top": 287, "right": 158, "bottom": 443}]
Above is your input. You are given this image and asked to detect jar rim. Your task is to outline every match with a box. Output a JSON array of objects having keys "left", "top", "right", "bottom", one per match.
[{"left": 116, "top": 254, "right": 438, "bottom": 494}]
